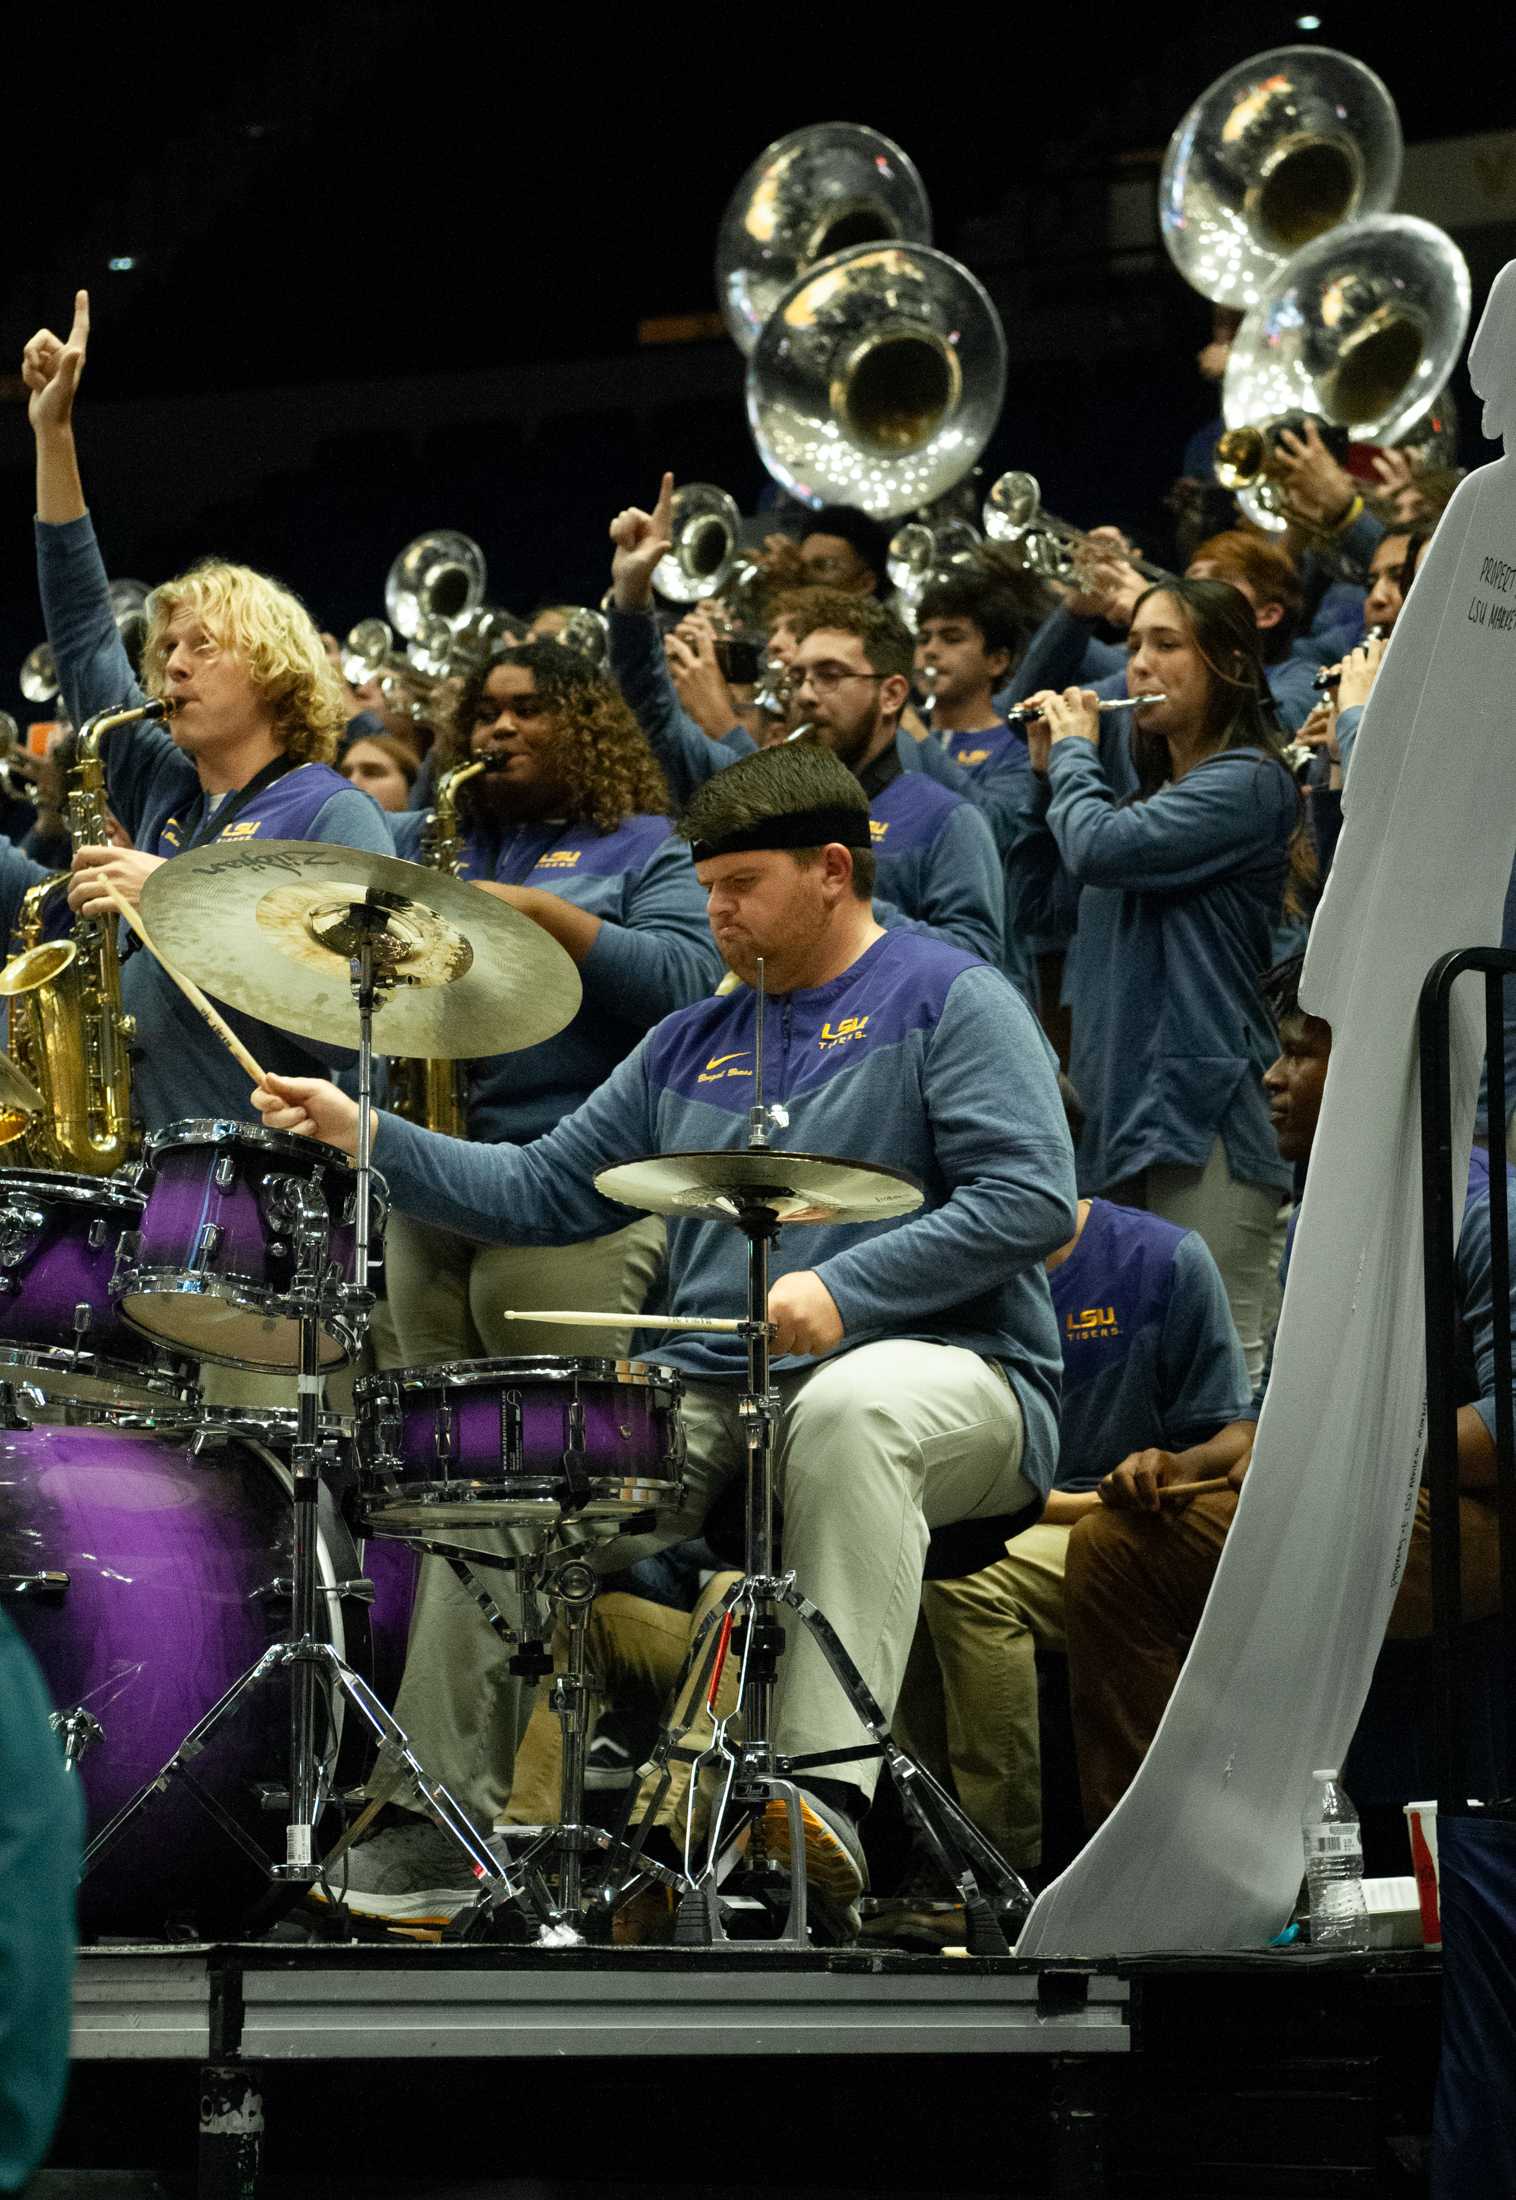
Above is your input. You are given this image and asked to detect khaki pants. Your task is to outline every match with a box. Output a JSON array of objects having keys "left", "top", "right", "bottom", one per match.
[
  {"left": 504, "top": 1572, "right": 741, "bottom": 1840},
  {"left": 1065, "top": 1486, "right": 1503, "bottom": 1832},
  {"left": 372, "top": 1214, "right": 666, "bottom": 1828},
  {"left": 898, "top": 1520, "right": 1070, "bottom": 1868},
  {"left": 594, "top": 1341, "right": 1034, "bottom": 1805}
]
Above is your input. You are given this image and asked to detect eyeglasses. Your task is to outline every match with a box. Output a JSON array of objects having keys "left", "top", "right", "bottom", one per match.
[{"left": 776, "top": 662, "right": 891, "bottom": 703}]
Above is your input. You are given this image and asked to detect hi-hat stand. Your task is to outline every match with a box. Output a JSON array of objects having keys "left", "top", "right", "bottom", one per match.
[
  {"left": 598, "top": 959, "right": 1033, "bottom": 1954},
  {"left": 83, "top": 900, "right": 529, "bottom": 1932}
]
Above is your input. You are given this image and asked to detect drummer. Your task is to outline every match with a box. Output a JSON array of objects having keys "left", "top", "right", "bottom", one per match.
[
  {"left": 23, "top": 290, "right": 395, "bottom": 1133},
  {"left": 253, "top": 741, "right": 1076, "bottom": 1924}
]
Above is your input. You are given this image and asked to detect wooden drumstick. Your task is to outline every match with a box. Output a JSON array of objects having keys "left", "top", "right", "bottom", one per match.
[
  {"left": 500, "top": 1308, "right": 765, "bottom": 1336},
  {"left": 98, "top": 884, "right": 269, "bottom": 1088},
  {"left": 1157, "top": 1475, "right": 1235, "bottom": 1503}
]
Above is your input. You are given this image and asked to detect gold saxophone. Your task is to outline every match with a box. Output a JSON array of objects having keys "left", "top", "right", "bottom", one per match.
[
  {"left": 388, "top": 754, "right": 491, "bottom": 1136},
  {"left": 0, "top": 697, "right": 176, "bottom": 1174}
]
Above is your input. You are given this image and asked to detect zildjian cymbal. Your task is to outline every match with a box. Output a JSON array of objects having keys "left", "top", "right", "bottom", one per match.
[
  {"left": 593, "top": 1148, "right": 924, "bottom": 1226},
  {"left": 139, "top": 840, "right": 582, "bottom": 1058}
]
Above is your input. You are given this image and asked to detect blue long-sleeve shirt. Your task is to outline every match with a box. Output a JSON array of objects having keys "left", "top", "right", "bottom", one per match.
[
  {"left": 390, "top": 807, "right": 720, "bottom": 1143},
  {"left": 36, "top": 513, "right": 396, "bottom": 1130},
  {"left": 370, "top": 927, "right": 1078, "bottom": 1497},
  {"left": 609, "top": 608, "right": 1005, "bottom": 967},
  {"left": 1051, "top": 1198, "right": 1251, "bottom": 1490},
  {"left": 1011, "top": 738, "right": 1296, "bottom": 1196},
  {"left": 897, "top": 724, "right": 1037, "bottom": 1002}
]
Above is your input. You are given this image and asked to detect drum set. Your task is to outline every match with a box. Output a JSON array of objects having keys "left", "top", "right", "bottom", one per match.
[{"left": 0, "top": 838, "right": 1030, "bottom": 1950}]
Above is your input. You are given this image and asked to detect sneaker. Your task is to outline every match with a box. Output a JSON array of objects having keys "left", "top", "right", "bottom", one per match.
[
  {"left": 584, "top": 1728, "right": 637, "bottom": 1792},
  {"left": 748, "top": 1789, "right": 867, "bottom": 1934},
  {"left": 313, "top": 1816, "right": 480, "bottom": 1925}
]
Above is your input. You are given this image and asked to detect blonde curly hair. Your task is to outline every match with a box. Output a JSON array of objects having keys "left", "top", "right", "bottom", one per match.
[
  {"left": 443, "top": 641, "right": 671, "bottom": 834},
  {"left": 140, "top": 561, "right": 349, "bottom": 765}
]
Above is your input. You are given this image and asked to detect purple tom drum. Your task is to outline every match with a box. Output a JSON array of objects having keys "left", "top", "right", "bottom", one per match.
[
  {"left": 355, "top": 1356, "right": 687, "bottom": 1533},
  {"left": 0, "top": 1168, "right": 195, "bottom": 1407},
  {"left": 0, "top": 1408, "right": 413, "bottom": 1936},
  {"left": 115, "top": 1119, "right": 387, "bottom": 1370}
]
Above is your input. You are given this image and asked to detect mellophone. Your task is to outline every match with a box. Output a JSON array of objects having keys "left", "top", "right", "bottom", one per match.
[{"left": 0, "top": 839, "right": 1021, "bottom": 1949}]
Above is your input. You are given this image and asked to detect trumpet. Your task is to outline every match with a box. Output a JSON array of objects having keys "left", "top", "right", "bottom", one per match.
[
  {"left": 0, "top": 715, "right": 44, "bottom": 805},
  {"left": 1005, "top": 693, "right": 1164, "bottom": 726},
  {"left": 983, "top": 473, "right": 1169, "bottom": 589}
]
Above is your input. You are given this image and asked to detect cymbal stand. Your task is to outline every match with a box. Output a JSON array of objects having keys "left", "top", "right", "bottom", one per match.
[
  {"left": 601, "top": 959, "right": 1033, "bottom": 1953},
  {"left": 83, "top": 903, "right": 530, "bottom": 1932}
]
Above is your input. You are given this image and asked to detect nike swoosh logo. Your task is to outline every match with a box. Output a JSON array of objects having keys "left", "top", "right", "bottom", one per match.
[{"left": 705, "top": 1052, "right": 750, "bottom": 1070}]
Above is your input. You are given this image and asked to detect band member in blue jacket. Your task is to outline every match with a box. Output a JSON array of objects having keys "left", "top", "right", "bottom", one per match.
[
  {"left": 384, "top": 640, "right": 722, "bottom": 1366},
  {"left": 1008, "top": 577, "right": 1303, "bottom": 1377},
  {"left": 608, "top": 477, "right": 1006, "bottom": 970},
  {"left": 23, "top": 289, "right": 394, "bottom": 1132},
  {"left": 253, "top": 743, "right": 1076, "bottom": 1923}
]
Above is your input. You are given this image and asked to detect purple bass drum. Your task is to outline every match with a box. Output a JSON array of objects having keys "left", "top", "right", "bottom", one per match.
[
  {"left": 0, "top": 1407, "right": 415, "bottom": 1937},
  {"left": 355, "top": 1356, "right": 687, "bottom": 1533},
  {"left": 115, "top": 1119, "right": 387, "bottom": 1371},
  {"left": 0, "top": 1169, "right": 195, "bottom": 1407}
]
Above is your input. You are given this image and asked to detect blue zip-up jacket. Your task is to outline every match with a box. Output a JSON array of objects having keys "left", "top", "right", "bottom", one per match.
[
  {"left": 1051, "top": 1198, "right": 1250, "bottom": 1489},
  {"left": 370, "top": 927, "right": 1078, "bottom": 1496},
  {"left": 898, "top": 722, "right": 1037, "bottom": 1003},
  {"left": 390, "top": 807, "right": 720, "bottom": 1143},
  {"left": 36, "top": 514, "right": 396, "bottom": 1130},
  {"left": 609, "top": 608, "right": 1004, "bottom": 967},
  {"left": 1009, "top": 737, "right": 1295, "bottom": 1196}
]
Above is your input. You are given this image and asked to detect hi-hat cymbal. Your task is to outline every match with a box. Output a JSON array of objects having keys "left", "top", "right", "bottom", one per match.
[
  {"left": 139, "top": 841, "right": 581, "bottom": 1058},
  {"left": 593, "top": 1148, "right": 923, "bottom": 1225}
]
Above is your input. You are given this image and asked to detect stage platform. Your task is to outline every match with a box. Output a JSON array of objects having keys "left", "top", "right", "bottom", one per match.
[{"left": 54, "top": 1940, "right": 1444, "bottom": 2197}]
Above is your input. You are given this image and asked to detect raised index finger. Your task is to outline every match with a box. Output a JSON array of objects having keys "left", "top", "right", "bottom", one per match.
[
  {"left": 69, "top": 289, "right": 90, "bottom": 351},
  {"left": 652, "top": 471, "right": 674, "bottom": 533}
]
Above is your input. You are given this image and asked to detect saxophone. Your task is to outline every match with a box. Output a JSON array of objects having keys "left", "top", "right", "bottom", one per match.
[
  {"left": 0, "top": 697, "right": 175, "bottom": 1174},
  {"left": 388, "top": 754, "right": 492, "bottom": 1136}
]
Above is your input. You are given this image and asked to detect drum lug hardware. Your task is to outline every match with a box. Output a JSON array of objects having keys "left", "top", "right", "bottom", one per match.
[
  {"left": 88, "top": 1218, "right": 109, "bottom": 1251},
  {"left": 190, "top": 1425, "right": 231, "bottom": 1457},
  {"left": 561, "top": 1396, "right": 590, "bottom": 1509},
  {"left": 0, "top": 1200, "right": 46, "bottom": 1270},
  {"left": 72, "top": 1302, "right": 94, "bottom": 1345},
  {"left": 111, "top": 1230, "right": 141, "bottom": 1292},
  {"left": 50, "top": 1703, "right": 104, "bottom": 1767},
  {"left": 0, "top": 1379, "right": 40, "bottom": 1429},
  {"left": 1, "top": 1568, "right": 70, "bottom": 1602},
  {"left": 434, "top": 1397, "right": 457, "bottom": 1466},
  {"left": 331, "top": 1576, "right": 376, "bottom": 1605},
  {"left": 214, "top": 1154, "right": 238, "bottom": 1191},
  {"left": 191, "top": 1222, "right": 224, "bottom": 1270}
]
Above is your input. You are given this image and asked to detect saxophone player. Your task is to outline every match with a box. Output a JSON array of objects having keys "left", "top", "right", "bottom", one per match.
[{"left": 22, "top": 290, "right": 395, "bottom": 1135}]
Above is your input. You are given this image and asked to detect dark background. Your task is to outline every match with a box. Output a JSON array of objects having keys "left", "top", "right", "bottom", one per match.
[{"left": 3, "top": 3, "right": 1512, "bottom": 712}]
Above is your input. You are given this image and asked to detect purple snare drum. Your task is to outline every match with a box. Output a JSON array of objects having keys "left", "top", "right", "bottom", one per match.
[
  {"left": 0, "top": 1168, "right": 195, "bottom": 1407},
  {"left": 115, "top": 1119, "right": 387, "bottom": 1370},
  {"left": 356, "top": 1356, "right": 687, "bottom": 1532},
  {"left": 0, "top": 1406, "right": 413, "bottom": 1937}
]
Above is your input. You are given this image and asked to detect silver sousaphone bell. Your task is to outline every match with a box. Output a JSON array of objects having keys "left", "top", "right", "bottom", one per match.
[
  {"left": 717, "top": 122, "right": 933, "bottom": 357},
  {"left": 748, "top": 242, "right": 1006, "bottom": 520},
  {"left": 653, "top": 483, "right": 744, "bottom": 604},
  {"left": 1160, "top": 44, "right": 1402, "bottom": 309},
  {"left": 384, "top": 530, "right": 487, "bottom": 640},
  {"left": 1218, "top": 212, "right": 1471, "bottom": 528}
]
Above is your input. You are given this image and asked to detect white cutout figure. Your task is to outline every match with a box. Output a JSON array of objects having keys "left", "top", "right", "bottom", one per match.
[{"left": 1021, "top": 263, "right": 1516, "bottom": 1955}]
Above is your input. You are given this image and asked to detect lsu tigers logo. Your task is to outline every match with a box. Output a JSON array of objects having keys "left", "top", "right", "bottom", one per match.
[
  {"left": 954, "top": 746, "right": 991, "bottom": 768},
  {"left": 869, "top": 818, "right": 889, "bottom": 843},
  {"left": 697, "top": 1050, "right": 752, "bottom": 1085},
  {"left": 217, "top": 819, "right": 263, "bottom": 841},
  {"left": 819, "top": 1015, "right": 869, "bottom": 1052},
  {"left": 536, "top": 850, "right": 582, "bottom": 870},
  {"left": 1065, "top": 1306, "right": 1120, "bottom": 1342}
]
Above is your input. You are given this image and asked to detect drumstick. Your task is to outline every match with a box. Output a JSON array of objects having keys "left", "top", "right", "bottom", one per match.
[
  {"left": 98, "top": 884, "right": 269, "bottom": 1088},
  {"left": 500, "top": 1308, "right": 764, "bottom": 1336},
  {"left": 1157, "top": 1474, "right": 1235, "bottom": 1503}
]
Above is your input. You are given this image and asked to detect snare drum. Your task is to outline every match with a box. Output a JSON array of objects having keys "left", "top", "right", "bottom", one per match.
[
  {"left": 356, "top": 1356, "right": 687, "bottom": 1532},
  {"left": 115, "top": 1120, "right": 387, "bottom": 1370},
  {"left": 0, "top": 1169, "right": 195, "bottom": 1408}
]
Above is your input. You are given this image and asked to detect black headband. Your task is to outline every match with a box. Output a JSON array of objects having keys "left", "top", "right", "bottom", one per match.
[{"left": 689, "top": 805, "right": 873, "bottom": 865}]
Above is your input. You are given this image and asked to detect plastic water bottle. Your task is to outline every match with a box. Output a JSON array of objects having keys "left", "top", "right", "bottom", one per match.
[{"left": 1302, "top": 1768, "right": 1369, "bottom": 1949}]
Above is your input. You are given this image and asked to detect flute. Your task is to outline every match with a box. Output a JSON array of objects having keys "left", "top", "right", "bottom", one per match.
[{"left": 1005, "top": 692, "right": 1163, "bottom": 726}]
